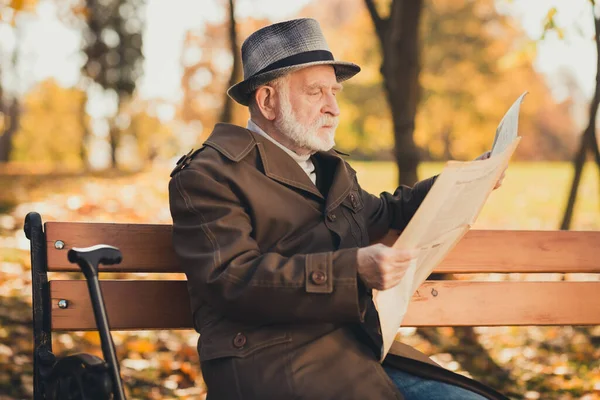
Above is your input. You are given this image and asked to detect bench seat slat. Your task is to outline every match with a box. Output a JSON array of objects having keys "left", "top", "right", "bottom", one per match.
[
  {"left": 45, "top": 222, "right": 600, "bottom": 273},
  {"left": 50, "top": 280, "right": 600, "bottom": 331}
]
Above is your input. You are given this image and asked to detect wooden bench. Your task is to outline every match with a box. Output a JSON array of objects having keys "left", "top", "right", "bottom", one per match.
[{"left": 25, "top": 212, "right": 600, "bottom": 399}]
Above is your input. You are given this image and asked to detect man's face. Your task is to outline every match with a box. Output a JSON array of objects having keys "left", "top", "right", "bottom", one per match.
[{"left": 273, "top": 65, "right": 342, "bottom": 153}]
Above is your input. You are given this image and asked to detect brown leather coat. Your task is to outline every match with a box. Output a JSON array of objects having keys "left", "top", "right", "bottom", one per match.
[{"left": 169, "top": 123, "right": 508, "bottom": 400}]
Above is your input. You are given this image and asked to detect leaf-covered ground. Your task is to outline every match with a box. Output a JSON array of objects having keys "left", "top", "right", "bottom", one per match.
[{"left": 0, "top": 161, "right": 598, "bottom": 399}]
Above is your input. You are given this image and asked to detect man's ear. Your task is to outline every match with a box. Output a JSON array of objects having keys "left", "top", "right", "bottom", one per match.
[{"left": 254, "top": 86, "right": 278, "bottom": 121}]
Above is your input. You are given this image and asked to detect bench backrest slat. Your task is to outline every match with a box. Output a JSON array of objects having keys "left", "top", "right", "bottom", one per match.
[
  {"left": 50, "top": 280, "right": 600, "bottom": 331},
  {"left": 45, "top": 222, "right": 600, "bottom": 274},
  {"left": 46, "top": 222, "right": 177, "bottom": 272}
]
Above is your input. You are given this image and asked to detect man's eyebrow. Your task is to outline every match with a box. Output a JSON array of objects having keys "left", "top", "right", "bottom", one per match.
[{"left": 305, "top": 83, "right": 344, "bottom": 91}]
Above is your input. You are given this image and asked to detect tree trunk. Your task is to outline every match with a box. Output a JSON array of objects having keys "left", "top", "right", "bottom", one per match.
[
  {"left": 219, "top": 0, "right": 241, "bottom": 124},
  {"left": 79, "top": 94, "right": 90, "bottom": 170},
  {"left": 365, "top": 0, "right": 422, "bottom": 186},
  {"left": 0, "top": 98, "right": 20, "bottom": 163},
  {"left": 108, "top": 123, "right": 118, "bottom": 169},
  {"left": 385, "top": 0, "right": 422, "bottom": 186},
  {"left": 561, "top": 13, "right": 600, "bottom": 229},
  {"left": 108, "top": 97, "right": 122, "bottom": 169},
  {"left": 560, "top": 132, "right": 588, "bottom": 230},
  {"left": 0, "top": 64, "right": 4, "bottom": 162},
  {"left": 0, "top": 33, "right": 20, "bottom": 164},
  {"left": 365, "top": 0, "right": 514, "bottom": 386},
  {"left": 442, "top": 125, "right": 454, "bottom": 160}
]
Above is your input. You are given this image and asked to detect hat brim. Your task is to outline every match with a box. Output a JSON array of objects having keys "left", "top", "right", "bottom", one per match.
[{"left": 227, "top": 60, "right": 360, "bottom": 106}]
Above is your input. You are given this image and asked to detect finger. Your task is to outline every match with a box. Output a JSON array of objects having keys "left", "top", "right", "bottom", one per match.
[
  {"left": 379, "top": 275, "right": 405, "bottom": 290},
  {"left": 386, "top": 254, "right": 418, "bottom": 272},
  {"left": 381, "top": 270, "right": 406, "bottom": 287},
  {"left": 387, "top": 260, "right": 411, "bottom": 271},
  {"left": 476, "top": 151, "right": 491, "bottom": 161},
  {"left": 391, "top": 248, "right": 419, "bottom": 261},
  {"left": 494, "top": 172, "right": 506, "bottom": 189},
  {"left": 383, "top": 262, "right": 411, "bottom": 276},
  {"left": 389, "top": 271, "right": 408, "bottom": 287},
  {"left": 391, "top": 270, "right": 408, "bottom": 282},
  {"left": 390, "top": 256, "right": 418, "bottom": 269}
]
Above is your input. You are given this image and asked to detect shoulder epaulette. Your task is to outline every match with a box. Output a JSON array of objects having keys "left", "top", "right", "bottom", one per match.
[{"left": 170, "top": 147, "right": 204, "bottom": 177}]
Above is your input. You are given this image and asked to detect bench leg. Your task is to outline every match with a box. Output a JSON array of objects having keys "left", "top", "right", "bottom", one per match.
[{"left": 25, "top": 212, "right": 55, "bottom": 400}]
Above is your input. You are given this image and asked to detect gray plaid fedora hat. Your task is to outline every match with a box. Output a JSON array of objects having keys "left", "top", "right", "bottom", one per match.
[{"left": 228, "top": 18, "right": 360, "bottom": 106}]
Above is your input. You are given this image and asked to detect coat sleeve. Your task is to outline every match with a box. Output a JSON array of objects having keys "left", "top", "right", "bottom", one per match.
[
  {"left": 360, "top": 176, "right": 438, "bottom": 242},
  {"left": 169, "top": 166, "right": 367, "bottom": 325}
]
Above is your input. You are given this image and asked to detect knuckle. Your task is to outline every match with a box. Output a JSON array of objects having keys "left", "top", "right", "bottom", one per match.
[
  {"left": 377, "top": 253, "right": 389, "bottom": 265},
  {"left": 380, "top": 275, "right": 388, "bottom": 288}
]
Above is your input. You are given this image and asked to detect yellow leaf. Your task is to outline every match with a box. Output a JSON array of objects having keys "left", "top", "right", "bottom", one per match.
[
  {"left": 128, "top": 339, "right": 156, "bottom": 354},
  {"left": 545, "top": 7, "right": 557, "bottom": 20},
  {"left": 9, "top": 0, "right": 36, "bottom": 12}
]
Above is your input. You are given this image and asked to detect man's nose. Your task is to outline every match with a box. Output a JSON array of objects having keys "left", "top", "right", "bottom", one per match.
[{"left": 322, "top": 92, "right": 340, "bottom": 117}]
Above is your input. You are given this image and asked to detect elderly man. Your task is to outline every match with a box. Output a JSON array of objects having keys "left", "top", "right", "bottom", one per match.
[{"left": 169, "top": 18, "right": 508, "bottom": 400}]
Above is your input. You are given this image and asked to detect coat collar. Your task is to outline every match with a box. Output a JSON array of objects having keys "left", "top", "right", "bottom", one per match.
[
  {"left": 314, "top": 150, "right": 357, "bottom": 212},
  {"left": 204, "top": 123, "right": 355, "bottom": 208},
  {"left": 203, "top": 123, "right": 256, "bottom": 162}
]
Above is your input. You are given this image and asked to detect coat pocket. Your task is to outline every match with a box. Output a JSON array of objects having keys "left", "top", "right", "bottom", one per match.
[
  {"left": 199, "top": 324, "right": 292, "bottom": 361},
  {"left": 201, "top": 339, "right": 295, "bottom": 400},
  {"left": 341, "top": 189, "right": 368, "bottom": 246}
]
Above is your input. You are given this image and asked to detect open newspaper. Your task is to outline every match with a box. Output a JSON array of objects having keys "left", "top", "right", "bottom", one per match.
[{"left": 374, "top": 91, "right": 528, "bottom": 361}]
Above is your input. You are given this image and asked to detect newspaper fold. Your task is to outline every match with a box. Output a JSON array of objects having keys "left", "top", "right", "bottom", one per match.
[{"left": 374, "top": 92, "right": 527, "bottom": 361}]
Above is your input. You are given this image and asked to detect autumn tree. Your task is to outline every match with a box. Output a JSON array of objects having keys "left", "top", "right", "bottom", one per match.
[
  {"left": 180, "top": 15, "right": 266, "bottom": 142},
  {"left": 354, "top": 0, "right": 544, "bottom": 388},
  {"left": 11, "top": 79, "right": 87, "bottom": 167},
  {"left": 126, "top": 99, "right": 177, "bottom": 166},
  {"left": 52, "top": 1, "right": 94, "bottom": 168},
  {"left": 0, "top": 65, "right": 20, "bottom": 163},
  {"left": 557, "top": 2, "right": 600, "bottom": 229},
  {"left": 297, "top": 0, "right": 574, "bottom": 164},
  {"left": 81, "top": 0, "right": 145, "bottom": 169},
  {"left": 364, "top": 0, "right": 423, "bottom": 185},
  {"left": 180, "top": 23, "right": 233, "bottom": 142},
  {"left": 417, "top": 1, "right": 576, "bottom": 162},
  {"left": 0, "top": 0, "right": 37, "bottom": 163},
  {"left": 219, "top": 0, "right": 242, "bottom": 123}
]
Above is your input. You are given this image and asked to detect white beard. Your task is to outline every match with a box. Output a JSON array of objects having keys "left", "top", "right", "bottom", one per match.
[{"left": 274, "top": 92, "right": 338, "bottom": 153}]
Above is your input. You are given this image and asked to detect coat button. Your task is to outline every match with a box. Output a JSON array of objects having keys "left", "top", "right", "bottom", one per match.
[
  {"left": 233, "top": 333, "right": 247, "bottom": 348},
  {"left": 327, "top": 213, "right": 337, "bottom": 222},
  {"left": 350, "top": 193, "right": 359, "bottom": 208},
  {"left": 311, "top": 270, "right": 327, "bottom": 285}
]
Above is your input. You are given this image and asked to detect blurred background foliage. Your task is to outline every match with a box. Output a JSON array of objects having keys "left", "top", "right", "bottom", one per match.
[
  {"left": 1, "top": 0, "right": 599, "bottom": 399},
  {"left": 0, "top": 0, "right": 583, "bottom": 169}
]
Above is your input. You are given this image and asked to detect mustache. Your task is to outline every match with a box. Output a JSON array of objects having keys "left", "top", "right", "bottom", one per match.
[{"left": 315, "top": 114, "right": 339, "bottom": 128}]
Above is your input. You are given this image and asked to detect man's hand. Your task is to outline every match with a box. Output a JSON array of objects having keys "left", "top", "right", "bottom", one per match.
[
  {"left": 357, "top": 244, "right": 419, "bottom": 290},
  {"left": 475, "top": 151, "right": 506, "bottom": 190}
]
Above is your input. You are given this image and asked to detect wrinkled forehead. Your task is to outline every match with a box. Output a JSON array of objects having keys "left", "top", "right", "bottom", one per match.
[{"left": 289, "top": 65, "right": 342, "bottom": 91}]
